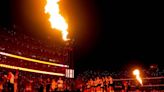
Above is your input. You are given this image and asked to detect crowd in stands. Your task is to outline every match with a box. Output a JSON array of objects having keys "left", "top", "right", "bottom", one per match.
[
  {"left": 0, "top": 55, "right": 66, "bottom": 73},
  {"left": 0, "top": 25, "right": 71, "bottom": 74},
  {"left": 0, "top": 25, "right": 164, "bottom": 92},
  {"left": 0, "top": 25, "right": 75, "bottom": 91},
  {"left": 0, "top": 25, "right": 70, "bottom": 65}
]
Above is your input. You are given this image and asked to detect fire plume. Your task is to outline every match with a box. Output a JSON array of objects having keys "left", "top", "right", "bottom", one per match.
[
  {"left": 45, "top": 0, "right": 69, "bottom": 41},
  {"left": 133, "top": 69, "right": 143, "bottom": 85}
]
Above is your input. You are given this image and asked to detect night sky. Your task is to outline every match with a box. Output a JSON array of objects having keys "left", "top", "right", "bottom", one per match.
[{"left": 0, "top": 0, "right": 163, "bottom": 72}]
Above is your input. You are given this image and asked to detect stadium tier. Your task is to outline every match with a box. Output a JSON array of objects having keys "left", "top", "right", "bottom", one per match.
[{"left": 0, "top": 26, "right": 70, "bottom": 76}]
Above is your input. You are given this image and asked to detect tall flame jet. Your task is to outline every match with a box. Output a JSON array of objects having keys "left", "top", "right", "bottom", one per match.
[
  {"left": 133, "top": 69, "right": 143, "bottom": 85},
  {"left": 45, "top": 0, "right": 69, "bottom": 41}
]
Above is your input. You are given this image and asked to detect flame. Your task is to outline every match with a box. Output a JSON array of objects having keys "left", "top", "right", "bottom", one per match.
[
  {"left": 45, "top": 0, "right": 69, "bottom": 41},
  {"left": 133, "top": 69, "right": 143, "bottom": 85}
]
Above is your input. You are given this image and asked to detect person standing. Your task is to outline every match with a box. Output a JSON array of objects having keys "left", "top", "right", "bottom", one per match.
[
  {"left": 46, "top": 78, "right": 51, "bottom": 92},
  {"left": 24, "top": 80, "right": 33, "bottom": 92},
  {"left": 57, "top": 77, "right": 64, "bottom": 91},
  {"left": 108, "top": 76, "right": 114, "bottom": 92},
  {"left": 0, "top": 81, "right": 3, "bottom": 92},
  {"left": 38, "top": 79, "right": 44, "bottom": 92},
  {"left": 7, "top": 72, "right": 14, "bottom": 92},
  {"left": 14, "top": 70, "right": 19, "bottom": 92},
  {"left": 50, "top": 79, "right": 57, "bottom": 92}
]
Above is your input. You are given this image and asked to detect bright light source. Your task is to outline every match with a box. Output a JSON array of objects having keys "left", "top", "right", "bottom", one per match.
[
  {"left": 0, "top": 51, "right": 69, "bottom": 68},
  {"left": 0, "top": 64, "right": 65, "bottom": 76},
  {"left": 45, "top": 0, "right": 69, "bottom": 41},
  {"left": 133, "top": 69, "right": 143, "bottom": 85}
]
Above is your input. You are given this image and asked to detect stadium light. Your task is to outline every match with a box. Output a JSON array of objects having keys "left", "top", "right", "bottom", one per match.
[
  {"left": 0, "top": 51, "right": 69, "bottom": 68},
  {"left": 0, "top": 64, "right": 65, "bottom": 76}
]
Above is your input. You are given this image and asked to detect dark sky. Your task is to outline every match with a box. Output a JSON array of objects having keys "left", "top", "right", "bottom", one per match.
[{"left": 0, "top": 0, "right": 163, "bottom": 72}]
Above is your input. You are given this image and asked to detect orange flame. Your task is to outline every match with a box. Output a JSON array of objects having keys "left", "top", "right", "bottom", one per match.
[
  {"left": 133, "top": 69, "right": 143, "bottom": 85},
  {"left": 45, "top": 0, "right": 69, "bottom": 41}
]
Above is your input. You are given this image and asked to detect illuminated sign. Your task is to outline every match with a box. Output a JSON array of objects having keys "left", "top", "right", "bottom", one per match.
[{"left": 66, "top": 69, "right": 74, "bottom": 78}]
